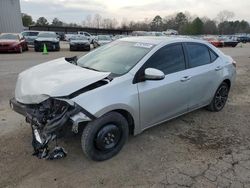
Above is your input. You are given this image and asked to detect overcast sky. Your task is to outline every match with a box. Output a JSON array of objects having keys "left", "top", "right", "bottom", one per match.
[{"left": 20, "top": 0, "right": 250, "bottom": 23}]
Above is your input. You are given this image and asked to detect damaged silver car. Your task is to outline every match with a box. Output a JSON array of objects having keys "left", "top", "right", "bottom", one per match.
[{"left": 10, "top": 37, "right": 236, "bottom": 161}]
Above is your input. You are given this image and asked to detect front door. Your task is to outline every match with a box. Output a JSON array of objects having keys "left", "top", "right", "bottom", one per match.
[{"left": 136, "top": 43, "right": 189, "bottom": 129}]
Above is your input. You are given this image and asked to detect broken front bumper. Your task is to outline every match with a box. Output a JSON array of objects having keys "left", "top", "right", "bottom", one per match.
[
  {"left": 9, "top": 98, "right": 28, "bottom": 117},
  {"left": 10, "top": 97, "right": 94, "bottom": 159}
]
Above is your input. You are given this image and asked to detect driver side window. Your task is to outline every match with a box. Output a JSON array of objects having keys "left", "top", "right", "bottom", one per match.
[{"left": 144, "top": 44, "right": 186, "bottom": 75}]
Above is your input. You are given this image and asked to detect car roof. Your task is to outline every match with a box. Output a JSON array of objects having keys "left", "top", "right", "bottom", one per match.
[
  {"left": 119, "top": 36, "right": 207, "bottom": 45},
  {"left": 38, "top": 31, "right": 56, "bottom": 34},
  {"left": 21, "top": 30, "right": 39, "bottom": 33}
]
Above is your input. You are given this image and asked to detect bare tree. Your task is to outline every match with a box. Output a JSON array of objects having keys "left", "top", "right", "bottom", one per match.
[
  {"left": 101, "top": 18, "right": 111, "bottom": 29},
  {"left": 216, "top": 10, "right": 235, "bottom": 23},
  {"left": 121, "top": 18, "right": 128, "bottom": 29},
  {"left": 81, "top": 20, "right": 86, "bottom": 27},
  {"left": 93, "top": 14, "right": 102, "bottom": 28},
  {"left": 111, "top": 18, "right": 118, "bottom": 29},
  {"left": 86, "top": 14, "right": 92, "bottom": 27}
]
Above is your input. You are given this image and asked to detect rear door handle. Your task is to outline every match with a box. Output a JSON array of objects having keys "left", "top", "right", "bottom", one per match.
[
  {"left": 181, "top": 76, "right": 192, "bottom": 82},
  {"left": 215, "top": 66, "right": 223, "bottom": 71}
]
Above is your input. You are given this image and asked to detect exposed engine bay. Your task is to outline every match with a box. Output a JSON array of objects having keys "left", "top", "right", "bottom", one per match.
[
  {"left": 10, "top": 97, "right": 93, "bottom": 160},
  {"left": 10, "top": 56, "right": 114, "bottom": 160}
]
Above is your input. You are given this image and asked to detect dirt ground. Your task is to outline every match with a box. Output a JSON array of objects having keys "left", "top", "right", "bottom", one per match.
[{"left": 0, "top": 43, "right": 250, "bottom": 188}]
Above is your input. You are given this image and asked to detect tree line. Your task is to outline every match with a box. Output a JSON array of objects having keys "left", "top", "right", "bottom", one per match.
[{"left": 22, "top": 10, "right": 250, "bottom": 35}]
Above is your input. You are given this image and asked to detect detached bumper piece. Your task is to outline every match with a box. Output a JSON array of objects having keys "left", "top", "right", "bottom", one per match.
[
  {"left": 10, "top": 98, "right": 94, "bottom": 160},
  {"left": 31, "top": 128, "right": 67, "bottom": 160}
]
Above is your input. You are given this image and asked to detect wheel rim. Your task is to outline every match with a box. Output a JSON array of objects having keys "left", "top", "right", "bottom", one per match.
[
  {"left": 95, "top": 124, "right": 121, "bottom": 151},
  {"left": 215, "top": 85, "right": 228, "bottom": 110}
]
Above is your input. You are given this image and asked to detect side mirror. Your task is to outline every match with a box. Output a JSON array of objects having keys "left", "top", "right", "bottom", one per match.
[{"left": 144, "top": 68, "right": 165, "bottom": 81}]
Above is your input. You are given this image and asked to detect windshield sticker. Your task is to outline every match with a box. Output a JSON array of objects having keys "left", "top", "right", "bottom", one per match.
[{"left": 134, "top": 43, "right": 153, "bottom": 49}]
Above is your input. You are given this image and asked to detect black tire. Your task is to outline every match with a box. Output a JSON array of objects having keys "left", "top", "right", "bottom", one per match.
[
  {"left": 34, "top": 46, "right": 39, "bottom": 52},
  {"left": 18, "top": 46, "right": 23, "bottom": 53},
  {"left": 206, "top": 82, "right": 229, "bottom": 112},
  {"left": 81, "top": 112, "right": 129, "bottom": 161},
  {"left": 86, "top": 46, "right": 91, "bottom": 51}
]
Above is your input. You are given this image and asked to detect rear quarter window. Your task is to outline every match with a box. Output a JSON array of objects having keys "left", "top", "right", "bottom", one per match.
[{"left": 209, "top": 50, "right": 218, "bottom": 62}]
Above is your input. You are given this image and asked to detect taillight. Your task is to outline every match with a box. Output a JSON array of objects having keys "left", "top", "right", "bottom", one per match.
[{"left": 232, "top": 60, "right": 236, "bottom": 68}]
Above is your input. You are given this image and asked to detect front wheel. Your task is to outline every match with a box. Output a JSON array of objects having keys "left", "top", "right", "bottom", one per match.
[
  {"left": 81, "top": 112, "right": 129, "bottom": 161},
  {"left": 206, "top": 82, "right": 229, "bottom": 112},
  {"left": 18, "top": 46, "right": 23, "bottom": 53}
]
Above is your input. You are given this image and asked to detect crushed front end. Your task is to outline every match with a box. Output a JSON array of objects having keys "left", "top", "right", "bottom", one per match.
[{"left": 10, "top": 97, "right": 93, "bottom": 160}]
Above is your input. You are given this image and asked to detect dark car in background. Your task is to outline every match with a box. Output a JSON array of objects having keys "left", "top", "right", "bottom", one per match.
[
  {"left": 0, "top": 33, "right": 28, "bottom": 53},
  {"left": 236, "top": 36, "right": 250, "bottom": 43},
  {"left": 218, "top": 36, "right": 239, "bottom": 47},
  {"left": 34, "top": 32, "right": 60, "bottom": 52},
  {"left": 69, "top": 35, "right": 91, "bottom": 51},
  {"left": 21, "top": 30, "right": 39, "bottom": 46}
]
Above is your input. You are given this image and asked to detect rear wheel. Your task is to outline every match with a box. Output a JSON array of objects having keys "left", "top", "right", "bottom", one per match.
[
  {"left": 81, "top": 112, "right": 129, "bottom": 161},
  {"left": 206, "top": 82, "right": 229, "bottom": 112}
]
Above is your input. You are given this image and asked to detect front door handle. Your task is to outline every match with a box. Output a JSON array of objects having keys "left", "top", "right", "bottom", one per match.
[
  {"left": 215, "top": 66, "right": 223, "bottom": 71},
  {"left": 181, "top": 76, "right": 192, "bottom": 82}
]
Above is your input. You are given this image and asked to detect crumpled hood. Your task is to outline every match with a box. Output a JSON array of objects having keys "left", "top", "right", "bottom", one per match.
[
  {"left": 15, "top": 58, "right": 110, "bottom": 104},
  {"left": 35, "top": 37, "right": 59, "bottom": 42}
]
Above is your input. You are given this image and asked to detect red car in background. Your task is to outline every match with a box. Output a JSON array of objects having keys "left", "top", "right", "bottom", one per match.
[
  {"left": 0, "top": 33, "right": 28, "bottom": 53},
  {"left": 203, "top": 37, "right": 224, "bottom": 48}
]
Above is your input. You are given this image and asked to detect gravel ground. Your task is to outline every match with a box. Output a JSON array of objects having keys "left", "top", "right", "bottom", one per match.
[{"left": 0, "top": 42, "right": 250, "bottom": 188}]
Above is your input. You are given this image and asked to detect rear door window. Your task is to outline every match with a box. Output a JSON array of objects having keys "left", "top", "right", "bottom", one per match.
[{"left": 186, "top": 43, "right": 211, "bottom": 68}]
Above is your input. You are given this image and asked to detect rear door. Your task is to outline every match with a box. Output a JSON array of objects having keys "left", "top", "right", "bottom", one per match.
[
  {"left": 183, "top": 42, "right": 222, "bottom": 110},
  {"left": 136, "top": 43, "right": 189, "bottom": 129}
]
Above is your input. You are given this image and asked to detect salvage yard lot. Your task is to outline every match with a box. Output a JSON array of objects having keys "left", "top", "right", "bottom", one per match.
[{"left": 0, "top": 43, "right": 250, "bottom": 188}]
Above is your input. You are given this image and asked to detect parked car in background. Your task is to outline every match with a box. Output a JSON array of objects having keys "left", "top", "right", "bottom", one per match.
[
  {"left": 56, "top": 32, "right": 65, "bottom": 41},
  {"left": 96, "top": 35, "right": 112, "bottom": 46},
  {"left": 218, "top": 36, "right": 239, "bottom": 47},
  {"left": 69, "top": 35, "right": 91, "bottom": 51},
  {"left": 163, "top": 29, "right": 178, "bottom": 35},
  {"left": 78, "top": 31, "right": 95, "bottom": 44},
  {"left": 147, "top": 32, "right": 165, "bottom": 36},
  {"left": 21, "top": 30, "right": 39, "bottom": 46},
  {"left": 0, "top": 33, "right": 28, "bottom": 53},
  {"left": 236, "top": 36, "right": 250, "bottom": 43},
  {"left": 113, "top": 35, "right": 127, "bottom": 40},
  {"left": 65, "top": 33, "right": 76, "bottom": 41},
  {"left": 34, "top": 32, "right": 60, "bottom": 52},
  {"left": 10, "top": 37, "right": 236, "bottom": 161},
  {"left": 203, "top": 37, "right": 223, "bottom": 47}
]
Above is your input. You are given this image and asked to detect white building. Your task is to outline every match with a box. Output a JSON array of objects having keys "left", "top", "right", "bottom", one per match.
[{"left": 0, "top": 0, "right": 23, "bottom": 33}]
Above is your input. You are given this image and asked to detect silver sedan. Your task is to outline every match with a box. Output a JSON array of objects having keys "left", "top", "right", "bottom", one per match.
[{"left": 11, "top": 37, "right": 236, "bottom": 161}]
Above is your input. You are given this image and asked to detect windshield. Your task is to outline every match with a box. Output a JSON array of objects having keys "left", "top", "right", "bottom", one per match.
[
  {"left": 38, "top": 32, "right": 57, "bottom": 38},
  {"left": 77, "top": 41, "right": 154, "bottom": 75},
  {"left": 0, "top": 34, "right": 18, "bottom": 40},
  {"left": 98, "top": 35, "right": 111, "bottom": 40},
  {"left": 22, "top": 31, "right": 39, "bottom": 36}
]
